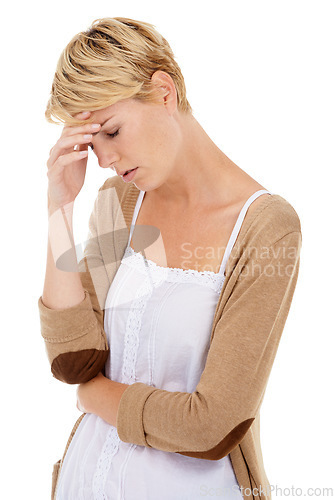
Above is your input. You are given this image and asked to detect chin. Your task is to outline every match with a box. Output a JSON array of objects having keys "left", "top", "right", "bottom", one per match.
[
  {"left": 133, "top": 178, "right": 160, "bottom": 192},
  {"left": 133, "top": 168, "right": 169, "bottom": 193}
]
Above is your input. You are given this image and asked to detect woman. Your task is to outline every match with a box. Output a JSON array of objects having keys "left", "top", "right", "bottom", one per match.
[{"left": 38, "top": 17, "right": 302, "bottom": 500}]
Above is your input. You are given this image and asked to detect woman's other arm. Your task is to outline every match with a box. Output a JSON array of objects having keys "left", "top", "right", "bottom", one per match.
[
  {"left": 38, "top": 199, "right": 109, "bottom": 384},
  {"left": 38, "top": 112, "right": 109, "bottom": 384}
]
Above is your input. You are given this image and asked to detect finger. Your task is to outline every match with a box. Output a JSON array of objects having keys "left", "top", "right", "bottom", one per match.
[
  {"left": 47, "top": 150, "right": 88, "bottom": 176},
  {"left": 75, "top": 142, "right": 89, "bottom": 152},
  {"left": 74, "top": 111, "right": 91, "bottom": 119},
  {"left": 62, "top": 111, "right": 92, "bottom": 136},
  {"left": 61, "top": 121, "right": 100, "bottom": 139},
  {"left": 48, "top": 133, "right": 92, "bottom": 167}
]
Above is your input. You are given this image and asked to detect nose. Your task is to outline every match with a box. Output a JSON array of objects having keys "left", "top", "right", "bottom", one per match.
[
  {"left": 97, "top": 152, "right": 119, "bottom": 169},
  {"left": 94, "top": 144, "right": 120, "bottom": 169},
  {"left": 98, "top": 158, "right": 117, "bottom": 170}
]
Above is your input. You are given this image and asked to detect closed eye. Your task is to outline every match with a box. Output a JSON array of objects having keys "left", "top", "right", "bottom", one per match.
[
  {"left": 88, "top": 129, "right": 119, "bottom": 150},
  {"left": 107, "top": 130, "right": 119, "bottom": 139}
]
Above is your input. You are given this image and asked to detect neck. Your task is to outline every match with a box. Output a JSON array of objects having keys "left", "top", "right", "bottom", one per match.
[{"left": 149, "top": 113, "right": 257, "bottom": 211}]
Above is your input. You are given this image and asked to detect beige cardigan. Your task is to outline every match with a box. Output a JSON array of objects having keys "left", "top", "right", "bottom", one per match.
[{"left": 38, "top": 176, "right": 302, "bottom": 500}]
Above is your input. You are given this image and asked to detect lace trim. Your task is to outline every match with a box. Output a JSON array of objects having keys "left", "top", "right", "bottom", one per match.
[
  {"left": 92, "top": 272, "right": 162, "bottom": 496},
  {"left": 122, "top": 268, "right": 167, "bottom": 383},
  {"left": 122, "top": 246, "right": 225, "bottom": 295},
  {"left": 92, "top": 425, "right": 120, "bottom": 499}
]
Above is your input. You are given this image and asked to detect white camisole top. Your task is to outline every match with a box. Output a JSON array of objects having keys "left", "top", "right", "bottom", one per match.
[{"left": 55, "top": 189, "right": 272, "bottom": 500}]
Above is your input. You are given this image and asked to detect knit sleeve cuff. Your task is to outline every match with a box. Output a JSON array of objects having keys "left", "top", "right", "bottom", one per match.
[
  {"left": 38, "top": 290, "right": 98, "bottom": 342},
  {"left": 116, "top": 382, "right": 158, "bottom": 446}
]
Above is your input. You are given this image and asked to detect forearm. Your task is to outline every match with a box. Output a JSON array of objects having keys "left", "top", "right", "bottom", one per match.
[
  {"left": 38, "top": 200, "right": 110, "bottom": 384},
  {"left": 77, "top": 373, "right": 130, "bottom": 427},
  {"left": 42, "top": 202, "right": 85, "bottom": 310}
]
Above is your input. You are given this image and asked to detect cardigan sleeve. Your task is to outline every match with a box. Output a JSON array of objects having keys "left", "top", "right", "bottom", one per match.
[
  {"left": 116, "top": 230, "right": 302, "bottom": 460},
  {"left": 37, "top": 188, "right": 110, "bottom": 384}
]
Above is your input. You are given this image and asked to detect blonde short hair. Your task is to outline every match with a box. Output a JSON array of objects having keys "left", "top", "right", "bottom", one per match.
[{"left": 45, "top": 17, "right": 192, "bottom": 125}]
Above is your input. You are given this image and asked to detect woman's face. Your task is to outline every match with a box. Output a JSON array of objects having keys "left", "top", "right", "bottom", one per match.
[{"left": 88, "top": 97, "right": 182, "bottom": 191}]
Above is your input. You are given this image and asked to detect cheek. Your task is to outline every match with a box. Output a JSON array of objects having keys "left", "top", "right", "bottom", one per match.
[
  {"left": 150, "top": 121, "right": 176, "bottom": 156},
  {"left": 129, "top": 113, "right": 178, "bottom": 162}
]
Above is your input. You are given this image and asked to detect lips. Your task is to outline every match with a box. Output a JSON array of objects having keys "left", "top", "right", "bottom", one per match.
[
  {"left": 121, "top": 167, "right": 138, "bottom": 183},
  {"left": 119, "top": 168, "right": 136, "bottom": 176}
]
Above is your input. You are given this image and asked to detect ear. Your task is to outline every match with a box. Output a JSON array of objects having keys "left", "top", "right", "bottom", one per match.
[{"left": 151, "top": 70, "right": 178, "bottom": 113}]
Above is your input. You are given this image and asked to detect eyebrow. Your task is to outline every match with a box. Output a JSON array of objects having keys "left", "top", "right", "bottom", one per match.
[{"left": 91, "top": 116, "right": 115, "bottom": 135}]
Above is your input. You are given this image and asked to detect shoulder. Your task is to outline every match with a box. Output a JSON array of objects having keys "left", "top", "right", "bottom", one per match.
[
  {"left": 260, "top": 193, "right": 301, "bottom": 230},
  {"left": 270, "top": 194, "right": 301, "bottom": 231},
  {"left": 241, "top": 193, "right": 302, "bottom": 247}
]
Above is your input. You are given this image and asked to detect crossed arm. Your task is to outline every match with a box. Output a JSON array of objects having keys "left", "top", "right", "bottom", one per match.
[{"left": 76, "top": 372, "right": 130, "bottom": 427}]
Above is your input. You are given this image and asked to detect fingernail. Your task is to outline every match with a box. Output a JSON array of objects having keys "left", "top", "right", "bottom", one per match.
[{"left": 82, "top": 111, "right": 90, "bottom": 117}]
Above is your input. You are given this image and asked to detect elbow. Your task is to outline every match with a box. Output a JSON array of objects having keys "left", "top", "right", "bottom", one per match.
[
  {"left": 176, "top": 417, "right": 255, "bottom": 461},
  {"left": 51, "top": 348, "right": 110, "bottom": 384}
]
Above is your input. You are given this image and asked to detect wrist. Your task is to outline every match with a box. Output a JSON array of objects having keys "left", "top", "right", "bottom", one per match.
[{"left": 48, "top": 198, "right": 75, "bottom": 217}]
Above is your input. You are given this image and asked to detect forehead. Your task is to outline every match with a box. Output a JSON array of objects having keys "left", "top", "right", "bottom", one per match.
[
  {"left": 89, "top": 103, "right": 119, "bottom": 123},
  {"left": 89, "top": 98, "right": 141, "bottom": 123}
]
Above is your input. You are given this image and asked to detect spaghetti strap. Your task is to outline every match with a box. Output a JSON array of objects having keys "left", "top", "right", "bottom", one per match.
[
  {"left": 127, "top": 188, "right": 273, "bottom": 276},
  {"left": 218, "top": 189, "right": 272, "bottom": 275}
]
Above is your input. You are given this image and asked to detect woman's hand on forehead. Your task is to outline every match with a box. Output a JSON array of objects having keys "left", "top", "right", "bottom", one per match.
[
  {"left": 77, "top": 111, "right": 91, "bottom": 120},
  {"left": 63, "top": 111, "right": 93, "bottom": 129}
]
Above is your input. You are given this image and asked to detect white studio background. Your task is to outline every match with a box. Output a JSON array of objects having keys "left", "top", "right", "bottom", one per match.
[{"left": 1, "top": 1, "right": 332, "bottom": 498}]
